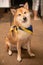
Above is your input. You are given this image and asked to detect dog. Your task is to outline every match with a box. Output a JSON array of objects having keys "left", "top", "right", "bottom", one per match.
[{"left": 5, "top": 2, "right": 35, "bottom": 62}]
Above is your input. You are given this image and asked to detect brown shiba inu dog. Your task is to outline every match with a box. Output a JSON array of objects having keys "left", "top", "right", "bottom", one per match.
[{"left": 5, "top": 3, "right": 35, "bottom": 62}]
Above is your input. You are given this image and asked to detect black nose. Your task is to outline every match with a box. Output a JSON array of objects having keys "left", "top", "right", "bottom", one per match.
[{"left": 23, "top": 17, "right": 27, "bottom": 21}]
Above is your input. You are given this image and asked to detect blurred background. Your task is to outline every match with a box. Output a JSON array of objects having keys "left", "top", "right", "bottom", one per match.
[{"left": 0, "top": 0, "right": 43, "bottom": 18}]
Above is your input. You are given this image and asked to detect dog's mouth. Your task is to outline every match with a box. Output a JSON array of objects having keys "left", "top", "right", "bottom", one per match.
[{"left": 22, "top": 20, "right": 27, "bottom": 23}]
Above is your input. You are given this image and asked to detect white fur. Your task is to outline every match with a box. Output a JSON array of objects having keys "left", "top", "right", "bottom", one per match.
[
  {"left": 8, "top": 50, "right": 12, "bottom": 56},
  {"left": 17, "top": 56, "right": 21, "bottom": 62}
]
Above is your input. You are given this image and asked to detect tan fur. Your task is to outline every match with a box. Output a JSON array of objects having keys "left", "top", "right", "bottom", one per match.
[{"left": 5, "top": 2, "right": 35, "bottom": 62}]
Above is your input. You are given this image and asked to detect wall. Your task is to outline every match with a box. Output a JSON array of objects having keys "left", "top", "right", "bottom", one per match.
[{"left": 0, "top": 0, "right": 11, "bottom": 8}]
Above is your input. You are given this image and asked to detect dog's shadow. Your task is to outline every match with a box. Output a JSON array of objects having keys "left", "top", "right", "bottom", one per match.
[
  {"left": 12, "top": 48, "right": 35, "bottom": 59},
  {"left": 21, "top": 48, "right": 35, "bottom": 59}
]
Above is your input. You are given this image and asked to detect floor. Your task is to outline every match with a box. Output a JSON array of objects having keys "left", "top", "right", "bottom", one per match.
[{"left": 0, "top": 12, "right": 43, "bottom": 65}]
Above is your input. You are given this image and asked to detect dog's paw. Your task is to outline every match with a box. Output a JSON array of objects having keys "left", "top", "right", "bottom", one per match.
[
  {"left": 8, "top": 50, "right": 12, "bottom": 56},
  {"left": 17, "top": 56, "right": 22, "bottom": 62},
  {"left": 29, "top": 52, "right": 35, "bottom": 57}
]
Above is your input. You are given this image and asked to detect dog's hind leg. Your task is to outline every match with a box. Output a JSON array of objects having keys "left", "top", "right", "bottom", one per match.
[{"left": 27, "top": 40, "right": 35, "bottom": 57}]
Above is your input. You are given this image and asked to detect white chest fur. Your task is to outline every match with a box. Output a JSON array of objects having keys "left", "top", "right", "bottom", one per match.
[{"left": 17, "top": 29, "right": 31, "bottom": 40}]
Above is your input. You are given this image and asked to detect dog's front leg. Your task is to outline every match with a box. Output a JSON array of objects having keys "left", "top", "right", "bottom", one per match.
[
  {"left": 27, "top": 40, "right": 35, "bottom": 57},
  {"left": 17, "top": 42, "right": 21, "bottom": 62},
  {"left": 6, "top": 41, "right": 12, "bottom": 56}
]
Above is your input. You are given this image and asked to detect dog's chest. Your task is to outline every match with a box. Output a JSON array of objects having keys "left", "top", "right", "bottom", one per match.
[{"left": 17, "top": 30, "right": 31, "bottom": 41}]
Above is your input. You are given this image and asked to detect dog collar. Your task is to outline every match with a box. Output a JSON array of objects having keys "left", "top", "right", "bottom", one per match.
[
  {"left": 10, "top": 25, "right": 33, "bottom": 34},
  {"left": 19, "top": 25, "right": 33, "bottom": 34}
]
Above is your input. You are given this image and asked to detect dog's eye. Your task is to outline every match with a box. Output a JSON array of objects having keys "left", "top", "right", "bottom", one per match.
[
  {"left": 24, "top": 12, "right": 26, "bottom": 14},
  {"left": 18, "top": 14, "right": 21, "bottom": 16}
]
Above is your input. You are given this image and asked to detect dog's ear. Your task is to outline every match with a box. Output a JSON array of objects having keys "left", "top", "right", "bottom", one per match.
[
  {"left": 24, "top": 2, "right": 29, "bottom": 10},
  {"left": 10, "top": 9, "right": 16, "bottom": 15}
]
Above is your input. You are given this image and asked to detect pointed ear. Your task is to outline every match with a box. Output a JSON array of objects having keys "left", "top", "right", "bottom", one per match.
[
  {"left": 24, "top": 2, "right": 29, "bottom": 10},
  {"left": 10, "top": 9, "right": 16, "bottom": 15}
]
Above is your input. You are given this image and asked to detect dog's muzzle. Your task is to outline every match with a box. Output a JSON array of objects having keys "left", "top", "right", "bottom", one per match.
[{"left": 23, "top": 17, "right": 27, "bottom": 23}]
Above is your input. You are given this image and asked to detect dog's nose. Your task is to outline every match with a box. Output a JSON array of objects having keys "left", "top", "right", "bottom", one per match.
[{"left": 23, "top": 17, "right": 27, "bottom": 21}]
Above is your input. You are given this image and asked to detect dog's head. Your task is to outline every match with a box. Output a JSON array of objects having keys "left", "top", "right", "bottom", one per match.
[{"left": 11, "top": 3, "right": 31, "bottom": 28}]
